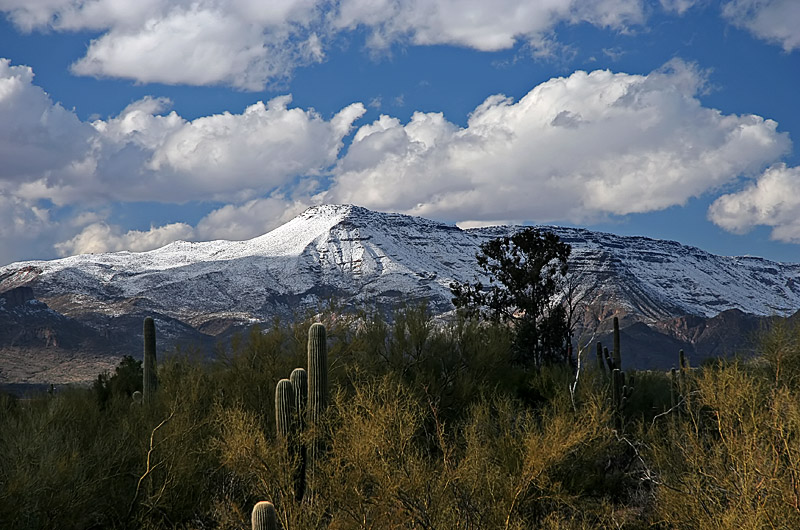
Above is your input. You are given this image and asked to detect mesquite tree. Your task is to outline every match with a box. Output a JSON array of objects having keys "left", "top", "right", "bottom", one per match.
[{"left": 450, "top": 227, "right": 572, "bottom": 367}]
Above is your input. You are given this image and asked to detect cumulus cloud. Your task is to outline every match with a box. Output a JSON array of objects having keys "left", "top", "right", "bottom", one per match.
[
  {"left": 0, "top": 59, "right": 366, "bottom": 206},
  {"left": 722, "top": 0, "right": 800, "bottom": 52},
  {"left": 0, "top": 59, "right": 93, "bottom": 180},
  {"left": 331, "top": 0, "right": 644, "bottom": 52},
  {"left": 6, "top": 1, "right": 796, "bottom": 91},
  {"left": 54, "top": 221, "right": 195, "bottom": 255},
  {"left": 708, "top": 164, "right": 800, "bottom": 242},
  {"left": 0, "top": 0, "right": 649, "bottom": 89},
  {"left": 0, "top": 58, "right": 365, "bottom": 260},
  {"left": 70, "top": 7, "right": 314, "bottom": 90},
  {"left": 145, "top": 96, "right": 365, "bottom": 201},
  {"left": 195, "top": 197, "right": 309, "bottom": 241},
  {"left": 1, "top": 0, "right": 321, "bottom": 89},
  {"left": 0, "top": 192, "right": 105, "bottom": 264},
  {"left": 325, "top": 60, "right": 790, "bottom": 223},
  {"left": 55, "top": 196, "right": 310, "bottom": 255},
  {"left": 1, "top": 56, "right": 797, "bottom": 261}
]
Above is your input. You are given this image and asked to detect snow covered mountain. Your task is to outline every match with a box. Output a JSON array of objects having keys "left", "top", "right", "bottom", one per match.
[{"left": 1, "top": 204, "right": 798, "bottom": 382}]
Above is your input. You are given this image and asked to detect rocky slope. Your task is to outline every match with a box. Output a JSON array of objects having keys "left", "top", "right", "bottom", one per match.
[{"left": 1, "top": 204, "right": 797, "bottom": 383}]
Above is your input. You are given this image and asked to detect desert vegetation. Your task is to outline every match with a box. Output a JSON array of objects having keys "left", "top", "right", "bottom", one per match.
[
  {"left": 2, "top": 231, "right": 799, "bottom": 529},
  {"left": 1, "top": 305, "right": 799, "bottom": 529}
]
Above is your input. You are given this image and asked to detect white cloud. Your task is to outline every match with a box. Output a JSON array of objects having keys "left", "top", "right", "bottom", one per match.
[
  {"left": 0, "top": 60, "right": 366, "bottom": 206},
  {"left": 708, "top": 164, "right": 800, "bottom": 242},
  {"left": 0, "top": 0, "right": 649, "bottom": 88},
  {"left": 71, "top": 7, "right": 303, "bottom": 90},
  {"left": 9, "top": 0, "right": 796, "bottom": 93},
  {"left": 722, "top": 0, "right": 800, "bottom": 52},
  {"left": 0, "top": 59, "right": 93, "bottom": 180},
  {"left": 1, "top": 56, "right": 797, "bottom": 261},
  {"left": 659, "top": 0, "right": 700, "bottom": 15},
  {"left": 1, "top": 0, "right": 321, "bottom": 89},
  {"left": 54, "top": 196, "right": 310, "bottom": 255},
  {"left": 0, "top": 58, "right": 367, "bottom": 260},
  {"left": 332, "top": 0, "right": 645, "bottom": 53},
  {"left": 195, "top": 197, "right": 309, "bottom": 241},
  {"left": 145, "top": 96, "right": 366, "bottom": 201},
  {"left": 0, "top": 192, "right": 105, "bottom": 264},
  {"left": 54, "top": 221, "right": 195, "bottom": 255},
  {"left": 326, "top": 60, "right": 790, "bottom": 224}
]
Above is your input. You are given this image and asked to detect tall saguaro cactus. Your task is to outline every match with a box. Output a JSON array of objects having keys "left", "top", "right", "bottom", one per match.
[
  {"left": 289, "top": 367, "right": 308, "bottom": 502},
  {"left": 290, "top": 368, "right": 308, "bottom": 430},
  {"left": 275, "top": 378, "right": 296, "bottom": 440},
  {"left": 599, "top": 318, "right": 634, "bottom": 430},
  {"left": 143, "top": 317, "right": 158, "bottom": 403},
  {"left": 307, "top": 323, "right": 328, "bottom": 499},
  {"left": 307, "top": 323, "right": 328, "bottom": 426},
  {"left": 251, "top": 501, "right": 278, "bottom": 530},
  {"left": 678, "top": 349, "right": 689, "bottom": 395},
  {"left": 612, "top": 316, "right": 621, "bottom": 372},
  {"left": 611, "top": 368, "right": 634, "bottom": 431}
]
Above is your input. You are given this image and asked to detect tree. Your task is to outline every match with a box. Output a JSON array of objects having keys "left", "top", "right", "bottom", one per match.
[
  {"left": 92, "top": 355, "right": 143, "bottom": 406},
  {"left": 450, "top": 227, "right": 572, "bottom": 367}
]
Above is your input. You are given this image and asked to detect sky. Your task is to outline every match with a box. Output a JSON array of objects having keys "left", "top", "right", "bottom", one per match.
[{"left": 0, "top": 0, "right": 799, "bottom": 266}]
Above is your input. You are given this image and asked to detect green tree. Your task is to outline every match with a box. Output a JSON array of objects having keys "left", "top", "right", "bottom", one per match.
[
  {"left": 450, "top": 227, "right": 572, "bottom": 368},
  {"left": 92, "top": 355, "right": 143, "bottom": 406}
]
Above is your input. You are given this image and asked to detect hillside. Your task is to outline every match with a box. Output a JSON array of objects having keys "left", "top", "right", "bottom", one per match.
[{"left": 1, "top": 204, "right": 797, "bottom": 383}]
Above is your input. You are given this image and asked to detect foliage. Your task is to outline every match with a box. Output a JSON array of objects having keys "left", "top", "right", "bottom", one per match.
[
  {"left": 2, "top": 308, "right": 800, "bottom": 529},
  {"left": 646, "top": 360, "right": 800, "bottom": 528},
  {"left": 92, "top": 354, "right": 143, "bottom": 407},
  {"left": 450, "top": 227, "right": 572, "bottom": 367}
]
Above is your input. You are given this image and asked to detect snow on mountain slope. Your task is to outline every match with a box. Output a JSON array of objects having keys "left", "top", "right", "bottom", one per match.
[
  {"left": 0, "top": 204, "right": 798, "bottom": 332},
  {"left": 544, "top": 227, "right": 800, "bottom": 319}
]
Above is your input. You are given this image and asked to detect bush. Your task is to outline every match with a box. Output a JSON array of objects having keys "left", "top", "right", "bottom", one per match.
[
  {"left": 4, "top": 310, "right": 800, "bottom": 528},
  {"left": 646, "top": 339, "right": 800, "bottom": 528}
]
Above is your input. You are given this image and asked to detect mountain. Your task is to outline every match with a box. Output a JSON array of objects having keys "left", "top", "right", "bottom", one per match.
[{"left": 1, "top": 204, "right": 798, "bottom": 384}]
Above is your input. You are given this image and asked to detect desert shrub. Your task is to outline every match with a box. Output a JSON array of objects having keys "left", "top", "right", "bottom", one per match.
[
  {"left": 0, "top": 388, "right": 139, "bottom": 529},
  {"left": 759, "top": 317, "right": 800, "bottom": 389},
  {"left": 623, "top": 369, "right": 673, "bottom": 423},
  {"left": 127, "top": 356, "right": 221, "bottom": 528},
  {"left": 646, "top": 360, "right": 800, "bottom": 529},
  {"left": 212, "top": 322, "right": 294, "bottom": 418},
  {"left": 8, "top": 310, "right": 800, "bottom": 528}
]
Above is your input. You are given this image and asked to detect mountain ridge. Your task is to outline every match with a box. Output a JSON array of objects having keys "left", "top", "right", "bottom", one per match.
[{"left": 1, "top": 204, "right": 798, "bottom": 384}]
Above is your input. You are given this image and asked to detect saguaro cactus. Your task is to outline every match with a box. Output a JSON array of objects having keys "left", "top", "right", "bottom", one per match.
[
  {"left": 275, "top": 378, "right": 296, "bottom": 440},
  {"left": 143, "top": 317, "right": 158, "bottom": 403},
  {"left": 598, "top": 318, "right": 634, "bottom": 430},
  {"left": 678, "top": 349, "right": 689, "bottom": 394},
  {"left": 251, "top": 501, "right": 277, "bottom": 530},
  {"left": 307, "top": 323, "right": 328, "bottom": 499},
  {"left": 611, "top": 368, "right": 634, "bottom": 430},
  {"left": 612, "top": 316, "right": 621, "bottom": 372},
  {"left": 669, "top": 368, "right": 677, "bottom": 409},
  {"left": 290, "top": 368, "right": 308, "bottom": 430},
  {"left": 596, "top": 341, "right": 605, "bottom": 374},
  {"left": 289, "top": 367, "right": 308, "bottom": 501},
  {"left": 307, "top": 323, "right": 328, "bottom": 427},
  {"left": 603, "top": 346, "right": 614, "bottom": 371}
]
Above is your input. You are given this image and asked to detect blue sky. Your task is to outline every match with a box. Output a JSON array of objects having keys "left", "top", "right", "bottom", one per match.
[{"left": 0, "top": 0, "right": 799, "bottom": 265}]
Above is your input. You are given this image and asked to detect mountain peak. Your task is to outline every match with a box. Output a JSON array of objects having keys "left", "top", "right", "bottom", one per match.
[
  {"left": 1, "top": 203, "right": 798, "bottom": 338},
  {"left": 296, "top": 203, "right": 460, "bottom": 232},
  {"left": 298, "top": 203, "right": 357, "bottom": 220},
  {"left": 2, "top": 204, "right": 800, "bottom": 383}
]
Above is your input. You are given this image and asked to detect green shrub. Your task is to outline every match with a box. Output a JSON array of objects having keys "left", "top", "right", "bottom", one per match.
[{"left": 5, "top": 308, "right": 799, "bottom": 529}]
